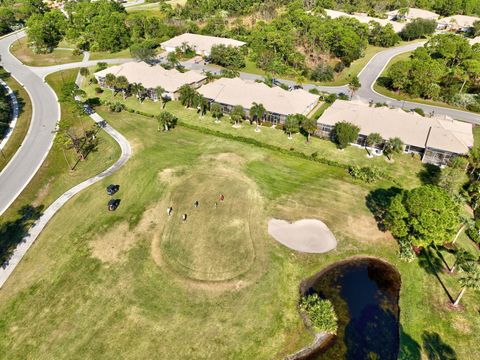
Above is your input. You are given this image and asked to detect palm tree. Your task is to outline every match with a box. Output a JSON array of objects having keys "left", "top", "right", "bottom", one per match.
[
  {"left": 348, "top": 75, "right": 361, "bottom": 99},
  {"left": 366, "top": 133, "right": 383, "bottom": 149},
  {"left": 178, "top": 85, "right": 198, "bottom": 108},
  {"left": 104, "top": 73, "right": 116, "bottom": 94},
  {"left": 250, "top": 102, "right": 266, "bottom": 131},
  {"left": 130, "top": 83, "right": 145, "bottom": 103},
  {"left": 453, "top": 265, "right": 480, "bottom": 306},
  {"left": 156, "top": 111, "right": 177, "bottom": 131},
  {"left": 300, "top": 115, "right": 316, "bottom": 143},
  {"left": 196, "top": 95, "right": 208, "bottom": 118},
  {"left": 450, "top": 250, "right": 477, "bottom": 273},
  {"left": 154, "top": 86, "right": 165, "bottom": 102},
  {"left": 115, "top": 75, "right": 130, "bottom": 99},
  {"left": 284, "top": 114, "right": 300, "bottom": 139},
  {"left": 210, "top": 102, "right": 222, "bottom": 123},
  {"left": 383, "top": 137, "right": 404, "bottom": 160},
  {"left": 230, "top": 105, "right": 245, "bottom": 126}
]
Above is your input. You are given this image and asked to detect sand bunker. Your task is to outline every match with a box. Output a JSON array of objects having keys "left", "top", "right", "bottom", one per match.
[{"left": 268, "top": 219, "right": 337, "bottom": 253}]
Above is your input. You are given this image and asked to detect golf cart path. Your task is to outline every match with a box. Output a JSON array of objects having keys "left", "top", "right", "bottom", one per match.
[{"left": 0, "top": 109, "right": 132, "bottom": 289}]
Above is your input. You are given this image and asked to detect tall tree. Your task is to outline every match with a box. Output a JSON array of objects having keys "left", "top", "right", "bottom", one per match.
[
  {"left": 26, "top": 10, "right": 66, "bottom": 53},
  {"left": 348, "top": 75, "right": 361, "bottom": 99},
  {"left": 230, "top": 105, "right": 245, "bottom": 126},
  {"left": 333, "top": 121, "right": 360, "bottom": 149},
  {"left": 454, "top": 265, "right": 480, "bottom": 307},
  {"left": 300, "top": 115, "right": 316, "bottom": 143},
  {"left": 385, "top": 185, "right": 460, "bottom": 249},
  {"left": 210, "top": 102, "right": 222, "bottom": 122},
  {"left": 284, "top": 114, "right": 300, "bottom": 139},
  {"left": 156, "top": 111, "right": 177, "bottom": 131},
  {"left": 178, "top": 85, "right": 198, "bottom": 108}
]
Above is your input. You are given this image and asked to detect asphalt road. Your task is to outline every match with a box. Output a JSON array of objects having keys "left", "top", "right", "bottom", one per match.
[{"left": 0, "top": 31, "right": 60, "bottom": 216}]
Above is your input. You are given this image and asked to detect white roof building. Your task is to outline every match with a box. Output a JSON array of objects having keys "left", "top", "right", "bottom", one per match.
[
  {"left": 160, "top": 33, "right": 246, "bottom": 57},
  {"left": 317, "top": 100, "right": 473, "bottom": 156},
  {"left": 437, "top": 15, "right": 480, "bottom": 30},
  {"left": 386, "top": 8, "right": 439, "bottom": 21},
  {"left": 198, "top": 77, "right": 319, "bottom": 118},
  {"left": 324, "top": 9, "right": 405, "bottom": 32},
  {"left": 94, "top": 61, "right": 206, "bottom": 95}
]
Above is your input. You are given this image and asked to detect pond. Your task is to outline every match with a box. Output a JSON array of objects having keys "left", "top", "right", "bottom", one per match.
[{"left": 301, "top": 257, "right": 401, "bottom": 360}]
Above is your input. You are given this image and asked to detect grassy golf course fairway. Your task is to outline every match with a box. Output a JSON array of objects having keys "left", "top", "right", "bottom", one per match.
[
  {"left": 0, "top": 108, "right": 479, "bottom": 359},
  {"left": 158, "top": 164, "right": 262, "bottom": 282}
]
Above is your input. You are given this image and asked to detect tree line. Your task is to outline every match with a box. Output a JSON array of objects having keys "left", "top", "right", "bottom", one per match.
[
  {"left": 0, "top": 84, "right": 12, "bottom": 140},
  {"left": 385, "top": 33, "right": 480, "bottom": 111}
]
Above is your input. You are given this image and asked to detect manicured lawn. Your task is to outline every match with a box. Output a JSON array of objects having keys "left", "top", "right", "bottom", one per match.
[
  {"left": 82, "top": 79, "right": 426, "bottom": 189},
  {"left": 0, "top": 69, "right": 120, "bottom": 263},
  {"left": 9, "top": 37, "right": 83, "bottom": 66},
  {"left": 374, "top": 51, "right": 480, "bottom": 115},
  {"left": 89, "top": 48, "right": 131, "bottom": 61},
  {"left": 126, "top": 2, "right": 165, "bottom": 17},
  {"left": 0, "top": 68, "right": 32, "bottom": 173},
  {"left": 0, "top": 106, "right": 478, "bottom": 359}
]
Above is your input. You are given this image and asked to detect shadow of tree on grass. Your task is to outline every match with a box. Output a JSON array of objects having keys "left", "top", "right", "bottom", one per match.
[
  {"left": 418, "top": 163, "right": 441, "bottom": 185},
  {"left": 399, "top": 326, "right": 421, "bottom": 360},
  {"left": 365, "top": 187, "right": 403, "bottom": 231},
  {"left": 417, "top": 247, "right": 454, "bottom": 303},
  {"left": 422, "top": 331, "right": 457, "bottom": 360},
  {"left": 0, "top": 204, "right": 44, "bottom": 266}
]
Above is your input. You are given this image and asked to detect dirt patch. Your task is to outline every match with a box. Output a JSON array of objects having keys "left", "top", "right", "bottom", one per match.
[
  {"left": 90, "top": 222, "right": 137, "bottom": 264},
  {"left": 31, "top": 178, "right": 53, "bottom": 207},
  {"left": 158, "top": 167, "right": 187, "bottom": 185},
  {"left": 452, "top": 316, "right": 472, "bottom": 334}
]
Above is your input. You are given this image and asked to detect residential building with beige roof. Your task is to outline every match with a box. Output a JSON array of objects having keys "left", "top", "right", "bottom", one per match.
[
  {"left": 317, "top": 100, "right": 473, "bottom": 166},
  {"left": 324, "top": 9, "right": 406, "bottom": 32},
  {"left": 94, "top": 61, "right": 207, "bottom": 100},
  {"left": 387, "top": 8, "right": 439, "bottom": 21},
  {"left": 160, "top": 33, "right": 246, "bottom": 57},
  {"left": 197, "top": 77, "right": 319, "bottom": 123},
  {"left": 437, "top": 15, "right": 480, "bottom": 31}
]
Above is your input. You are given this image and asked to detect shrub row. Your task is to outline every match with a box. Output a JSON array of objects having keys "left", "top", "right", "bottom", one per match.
[{"left": 100, "top": 100, "right": 400, "bottom": 186}]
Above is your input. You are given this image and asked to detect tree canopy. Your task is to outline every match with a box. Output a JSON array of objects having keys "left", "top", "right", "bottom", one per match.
[{"left": 385, "top": 185, "right": 460, "bottom": 248}]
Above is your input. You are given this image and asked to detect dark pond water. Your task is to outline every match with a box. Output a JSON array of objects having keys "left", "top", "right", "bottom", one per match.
[{"left": 302, "top": 258, "right": 401, "bottom": 360}]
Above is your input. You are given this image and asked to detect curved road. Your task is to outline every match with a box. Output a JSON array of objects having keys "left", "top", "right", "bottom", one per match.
[
  {"left": 0, "top": 31, "right": 130, "bottom": 216},
  {"left": 0, "top": 31, "right": 60, "bottom": 216}
]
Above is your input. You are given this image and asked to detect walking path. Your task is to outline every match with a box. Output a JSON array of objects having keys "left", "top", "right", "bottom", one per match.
[
  {"left": 0, "top": 78, "right": 19, "bottom": 151},
  {"left": 0, "top": 108, "right": 132, "bottom": 288}
]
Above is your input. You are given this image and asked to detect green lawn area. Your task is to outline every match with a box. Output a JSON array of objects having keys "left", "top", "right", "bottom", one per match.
[
  {"left": 126, "top": 2, "right": 165, "bottom": 17},
  {"left": 82, "top": 79, "right": 426, "bottom": 189},
  {"left": 0, "top": 69, "right": 120, "bottom": 264},
  {"left": 373, "top": 51, "right": 480, "bottom": 115},
  {"left": 0, "top": 68, "right": 32, "bottom": 173},
  {"left": 89, "top": 48, "right": 131, "bottom": 61},
  {"left": 9, "top": 37, "right": 83, "bottom": 66},
  {"left": 0, "top": 104, "right": 478, "bottom": 359}
]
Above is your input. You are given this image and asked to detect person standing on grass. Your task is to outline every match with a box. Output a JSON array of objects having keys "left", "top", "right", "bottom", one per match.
[
  {"left": 182, "top": 214, "right": 187, "bottom": 222},
  {"left": 194, "top": 201, "right": 199, "bottom": 208},
  {"left": 167, "top": 207, "right": 173, "bottom": 216},
  {"left": 220, "top": 194, "right": 224, "bottom": 202}
]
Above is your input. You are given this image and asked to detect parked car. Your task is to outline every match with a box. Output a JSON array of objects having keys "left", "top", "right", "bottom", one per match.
[
  {"left": 106, "top": 184, "right": 120, "bottom": 195},
  {"left": 108, "top": 199, "right": 120, "bottom": 211}
]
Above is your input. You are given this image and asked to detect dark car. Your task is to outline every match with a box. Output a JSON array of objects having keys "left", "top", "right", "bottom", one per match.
[
  {"left": 106, "top": 184, "right": 120, "bottom": 195},
  {"left": 108, "top": 199, "right": 120, "bottom": 211}
]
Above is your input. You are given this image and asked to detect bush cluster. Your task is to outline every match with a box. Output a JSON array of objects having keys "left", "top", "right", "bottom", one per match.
[{"left": 299, "top": 294, "right": 338, "bottom": 334}]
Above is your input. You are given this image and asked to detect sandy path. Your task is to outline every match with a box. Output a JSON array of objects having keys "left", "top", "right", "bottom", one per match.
[{"left": 268, "top": 219, "right": 337, "bottom": 254}]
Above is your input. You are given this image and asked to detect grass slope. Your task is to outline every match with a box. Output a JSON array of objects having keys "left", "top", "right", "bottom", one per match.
[
  {"left": 9, "top": 37, "right": 83, "bottom": 66},
  {"left": 0, "top": 107, "right": 478, "bottom": 359}
]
